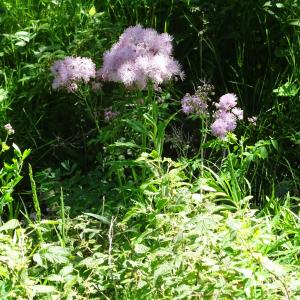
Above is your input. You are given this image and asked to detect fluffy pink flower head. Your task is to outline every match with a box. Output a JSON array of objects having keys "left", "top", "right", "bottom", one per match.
[
  {"left": 211, "top": 118, "right": 230, "bottom": 139},
  {"left": 216, "top": 93, "right": 237, "bottom": 111},
  {"left": 98, "top": 24, "right": 183, "bottom": 90},
  {"left": 232, "top": 107, "right": 243, "bottom": 120},
  {"left": 211, "top": 93, "right": 243, "bottom": 139},
  {"left": 211, "top": 111, "right": 237, "bottom": 138},
  {"left": 51, "top": 57, "right": 96, "bottom": 92}
]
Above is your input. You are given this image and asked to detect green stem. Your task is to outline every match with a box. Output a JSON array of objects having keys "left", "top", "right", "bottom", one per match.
[
  {"left": 60, "top": 187, "right": 66, "bottom": 246},
  {"left": 227, "top": 145, "right": 239, "bottom": 205},
  {"left": 77, "top": 89, "right": 101, "bottom": 135}
]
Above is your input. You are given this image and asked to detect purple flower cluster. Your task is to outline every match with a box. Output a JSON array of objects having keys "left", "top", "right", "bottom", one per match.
[
  {"left": 98, "top": 25, "right": 183, "bottom": 90},
  {"left": 51, "top": 57, "right": 96, "bottom": 92},
  {"left": 104, "top": 107, "right": 118, "bottom": 122},
  {"left": 181, "top": 93, "right": 208, "bottom": 115},
  {"left": 211, "top": 93, "right": 243, "bottom": 139}
]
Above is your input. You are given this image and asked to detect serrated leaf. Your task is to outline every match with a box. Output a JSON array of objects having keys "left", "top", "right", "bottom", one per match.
[{"left": 41, "top": 245, "right": 70, "bottom": 264}]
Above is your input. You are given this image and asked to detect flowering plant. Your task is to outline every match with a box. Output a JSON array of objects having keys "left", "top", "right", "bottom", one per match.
[
  {"left": 211, "top": 93, "right": 243, "bottom": 139},
  {"left": 98, "top": 24, "right": 183, "bottom": 90},
  {"left": 181, "top": 88, "right": 244, "bottom": 139},
  {"left": 51, "top": 57, "right": 96, "bottom": 93}
]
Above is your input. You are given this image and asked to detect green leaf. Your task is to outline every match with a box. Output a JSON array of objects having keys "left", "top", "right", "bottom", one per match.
[
  {"left": 149, "top": 150, "right": 159, "bottom": 159},
  {"left": 1, "top": 142, "right": 9, "bottom": 152},
  {"left": 0, "top": 88, "right": 8, "bottom": 102},
  {"left": 60, "top": 265, "right": 73, "bottom": 277},
  {"left": 261, "top": 256, "right": 286, "bottom": 276},
  {"left": 270, "top": 139, "right": 278, "bottom": 151},
  {"left": 235, "top": 267, "right": 253, "bottom": 278},
  {"left": 41, "top": 245, "right": 70, "bottom": 264},
  {"left": 83, "top": 212, "right": 110, "bottom": 225},
  {"left": 134, "top": 243, "right": 150, "bottom": 254},
  {"left": 289, "top": 20, "right": 300, "bottom": 27},
  {"left": 0, "top": 219, "right": 20, "bottom": 232},
  {"left": 0, "top": 265, "right": 9, "bottom": 278},
  {"left": 273, "top": 82, "right": 299, "bottom": 97},
  {"left": 12, "top": 143, "right": 21, "bottom": 155},
  {"left": 22, "top": 149, "right": 31, "bottom": 160},
  {"left": 46, "top": 274, "right": 62, "bottom": 282},
  {"left": 33, "top": 253, "right": 45, "bottom": 267},
  {"left": 257, "top": 146, "right": 268, "bottom": 159},
  {"left": 110, "top": 141, "right": 140, "bottom": 149},
  {"left": 89, "top": 6, "right": 96, "bottom": 16},
  {"left": 15, "top": 31, "right": 30, "bottom": 38},
  {"left": 31, "top": 285, "right": 57, "bottom": 294},
  {"left": 126, "top": 120, "right": 147, "bottom": 134},
  {"left": 15, "top": 41, "right": 27, "bottom": 47},
  {"left": 153, "top": 263, "right": 173, "bottom": 283}
]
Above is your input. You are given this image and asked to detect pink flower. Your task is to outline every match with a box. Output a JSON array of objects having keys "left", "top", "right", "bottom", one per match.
[
  {"left": 216, "top": 93, "right": 237, "bottom": 111},
  {"left": 51, "top": 57, "right": 96, "bottom": 92},
  {"left": 211, "top": 93, "right": 243, "bottom": 138},
  {"left": 211, "top": 118, "right": 230, "bottom": 139},
  {"left": 98, "top": 25, "right": 183, "bottom": 90},
  {"left": 232, "top": 107, "right": 243, "bottom": 120}
]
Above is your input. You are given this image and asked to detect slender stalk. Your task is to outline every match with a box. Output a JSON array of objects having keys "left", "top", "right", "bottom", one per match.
[
  {"left": 60, "top": 187, "right": 66, "bottom": 246},
  {"left": 76, "top": 88, "right": 101, "bottom": 135},
  {"left": 28, "top": 164, "right": 43, "bottom": 241},
  {"left": 28, "top": 164, "right": 41, "bottom": 222}
]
